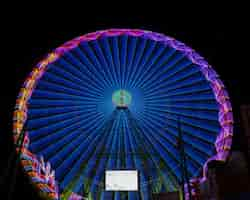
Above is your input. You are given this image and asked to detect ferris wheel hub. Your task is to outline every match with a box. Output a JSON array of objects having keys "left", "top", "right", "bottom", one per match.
[{"left": 112, "top": 89, "right": 132, "bottom": 108}]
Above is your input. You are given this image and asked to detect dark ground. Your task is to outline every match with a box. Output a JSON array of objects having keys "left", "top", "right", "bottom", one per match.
[{"left": 0, "top": 4, "right": 249, "bottom": 199}]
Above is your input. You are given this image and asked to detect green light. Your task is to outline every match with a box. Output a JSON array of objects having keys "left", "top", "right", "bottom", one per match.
[{"left": 112, "top": 90, "right": 132, "bottom": 108}]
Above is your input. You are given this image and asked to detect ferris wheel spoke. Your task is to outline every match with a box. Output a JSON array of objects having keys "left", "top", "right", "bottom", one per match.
[
  {"left": 103, "top": 112, "right": 123, "bottom": 200},
  {"left": 144, "top": 102, "right": 218, "bottom": 115},
  {"left": 62, "top": 114, "right": 113, "bottom": 192},
  {"left": 161, "top": 119, "right": 216, "bottom": 153},
  {"left": 132, "top": 46, "right": 171, "bottom": 90},
  {"left": 135, "top": 129, "right": 180, "bottom": 194},
  {"left": 137, "top": 115, "right": 181, "bottom": 164},
  {"left": 144, "top": 51, "right": 187, "bottom": 87},
  {"left": 137, "top": 108, "right": 215, "bottom": 155},
  {"left": 141, "top": 57, "right": 193, "bottom": 92},
  {"left": 82, "top": 109, "right": 119, "bottom": 184},
  {"left": 131, "top": 114, "right": 181, "bottom": 183},
  {"left": 119, "top": 35, "right": 128, "bottom": 89},
  {"left": 123, "top": 115, "right": 134, "bottom": 169},
  {"left": 110, "top": 36, "right": 122, "bottom": 88},
  {"left": 156, "top": 65, "right": 202, "bottom": 89},
  {"left": 79, "top": 42, "right": 114, "bottom": 88},
  {"left": 87, "top": 127, "right": 118, "bottom": 196},
  {"left": 75, "top": 45, "right": 111, "bottom": 90},
  {"left": 141, "top": 46, "right": 176, "bottom": 84},
  {"left": 116, "top": 112, "right": 123, "bottom": 169},
  {"left": 144, "top": 104, "right": 218, "bottom": 123},
  {"left": 148, "top": 79, "right": 211, "bottom": 99},
  {"left": 28, "top": 113, "right": 86, "bottom": 140},
  {"left": 48, "top": 62, "right": 104, "bottom": 95},
  {"left": 28, "top": 105, "right": 87, "bottom": 118},
  {"left": 54, "top": 55, "right": 101, "bottom": 88},
  {"left": 132, "top": 43, "right": 167, "bottom": 90},
  {"left": 107, "top": 37, "right": 121, "bottom": 88},
  {"left": 36, "top": 79, "right": 104, "bottom": 101},
  {"left": 28, "top": 109, "right": 103, "bottom": 142},
  {"left": 142, "top": 66, "right": 201, "bottom": 97},
  {"left": 143, "top": 109, "right": 216, "bottom": 159},
  {"left": 124, "top": 37, "right": 138, "bottom": 89},
  {"left": 90, "top": 40, "right": 117, "bottom": 88},
  {"left": 144, "top": 107, "right": 219, "bottom": 137},
  {"left": 67, "top": 49, "right": 108, "bottom": 91},
  {"left": 127, "top": 38, "right": 148, "bottom": 87},
  {"left": 146, "top": 90, "right": 216, "bottom": 103},
  {"left": 31, "top": 89, "right": 105, "bottom": 103},
  {"left": 144, "top": 87, "right": 215, "bottom": 106},
  {"left": 99, "top": 37, "right": 119, "bottom": 87},
  {"left": 55, "top": 117, "right": 108, "bottom": 182},
  {"left": 129, "top": 40, "right": 157, "bottom": 89},
  {"left": 40, "top": 69, "right": 103, "bottom": 97},
  {"left": 134, "top": 119, "right": 180, "bottom": 191},
  {"left": 161, "top": 73, "right": 205, "bottom": 94},
  {"left": 32, "top": 105, "right": 98, "bottom": 118},
  {"left": 99, "top": 112, "right": 126, "bottom": 198},
  {"left": 30, "top": 99, "right": 100, "bottom": 114},
  {"left": 136, "top": 114, "right": 192, "bottom": 181},
  {"left": 57, "top": 131, "right": 103, "bottom": 186},
  {"left": 88, "top": 41, "right": 116, "bottom": 89},
  {"left": 139, "top": 127, "right": 182, "bottom": 184},
  {"left": 162, "top": 124, "right": 209, "bottom": 168},
  {"left": 27, "top": 106, "right": 101, "bottom": 131},
  {"left": 54, "top": 59, "right": 105, "bottom": 95},
  {"left": 28, "top": 99, "right": 101, "bottom": 110},
  {"left": 134, "top": 132, "right": 176, "bottom": 192},
  {"left": 123, "top": 117, "right": 140, "bottom": 200},
  {"left": 30, "top": 111, "right": 105, "bottom": 155},
  {"left": 32, "top": 121, "right": 89, "bottom": 158},
  {"left": 47, "top": 127, "right": 98, "bottom": 168},
  {"left": 100, "top": 113, "right": 124, "bottom": 200},
  {"left": 135, "top": 48, "right": 177, "bottom": 89},
  {"left": 44, "top": 68, "right": 99, "bottom": 93},
  {"left": 31, "top": 122, "right": 105, "bottom": 163},
  {"left": 27, "top": 108, "right": 97, "bottom": 130},
  {"left": 125, "top": 115, "right": 150, "bottom": 199},
  {"left": 128, "top": 118, "right": 164, "bottom": 192},
  {"left": 46, "top": 64, "right": 102, "bottom": 96},
  {"left": 62, "top": 52, "right": 106, "bottom": 93}
]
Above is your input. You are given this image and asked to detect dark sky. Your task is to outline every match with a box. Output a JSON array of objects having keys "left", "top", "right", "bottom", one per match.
[{"left": 1, "top": 7, "right": 248, "bottom": 199}]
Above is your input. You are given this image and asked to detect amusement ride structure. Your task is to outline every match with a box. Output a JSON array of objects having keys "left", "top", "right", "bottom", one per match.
[{"left": 11, "top": 29, "right": 233, "bottom": 199}]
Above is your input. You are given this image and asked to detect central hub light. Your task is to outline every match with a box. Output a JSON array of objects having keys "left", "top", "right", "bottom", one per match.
[{"left": 112, "top": 90, "right": 132, "bottom": 108}]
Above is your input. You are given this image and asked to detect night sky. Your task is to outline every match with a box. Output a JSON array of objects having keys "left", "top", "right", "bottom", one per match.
[{"left": 1, "top": 7, "right": 248, "bottom": 199}]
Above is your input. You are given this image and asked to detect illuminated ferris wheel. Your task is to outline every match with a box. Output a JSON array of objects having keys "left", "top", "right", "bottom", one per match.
[{"left": 13, "top": 29, "right": 233, "bottom": 200}]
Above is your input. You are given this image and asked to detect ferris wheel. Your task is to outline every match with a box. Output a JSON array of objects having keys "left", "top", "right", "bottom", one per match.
[{"left": 13, "top": 29, "right": 233, "bottom": 200}]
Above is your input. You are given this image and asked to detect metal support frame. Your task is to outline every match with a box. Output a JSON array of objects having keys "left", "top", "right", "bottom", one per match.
[{"left": 177, "top": 117, "right": 192, "bottom": 200}]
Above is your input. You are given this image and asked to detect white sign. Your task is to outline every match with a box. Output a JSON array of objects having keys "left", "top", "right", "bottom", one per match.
[{"left": 105, "top": 170, "right": 138, "bottom": 191}]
